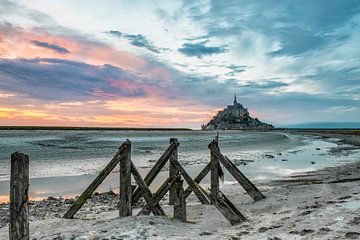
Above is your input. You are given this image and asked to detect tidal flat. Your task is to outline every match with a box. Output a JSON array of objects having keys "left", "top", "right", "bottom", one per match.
[{"left": 0, "top": 130, "right": 359, "bottom": 239}]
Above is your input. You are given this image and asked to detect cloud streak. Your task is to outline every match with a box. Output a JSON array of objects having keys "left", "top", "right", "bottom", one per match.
[
  {"left": 31, "top": 40, "right": 70, "bottom": 54},
  {"left": 178, "top": 42, "right": 228, "bottom": 58}
]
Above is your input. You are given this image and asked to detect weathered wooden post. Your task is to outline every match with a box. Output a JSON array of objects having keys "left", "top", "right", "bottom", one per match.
[
  {"left": 210, "top": 139, "right": 220, "bottom": 197},
  {"left": 10, "top": 152, "right": 29, "bottom": 240},
  {"left": 173, "top": 177, "right": 186, "bottom": 221},
  {"left": 119, "top": 140, "right": 132, "bottom": 217},
  {"left": 169, "top": 138, "right": 179, "bottom": 205}
]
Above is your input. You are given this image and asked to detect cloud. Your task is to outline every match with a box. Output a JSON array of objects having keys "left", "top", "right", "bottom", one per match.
[
  {"left": 108, "top": 30, "right": 161, "bottom": 53},
  {"left": 0, "top": 58, "right": 148, "bottom": 101},
  {"left": 178, "top": 42, "right": 228, "bottom": 58},
  {"left": 31, "top": 40, "right": 70, "bottom": 54}
]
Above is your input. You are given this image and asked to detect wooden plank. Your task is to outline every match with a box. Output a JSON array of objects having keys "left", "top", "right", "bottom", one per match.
[
  {"left": 63, "top": 142, "right": 128, "bottom": 219},
  {"left": 119, "top": 140, "right": 132, "bottom": 217},
  {"left": 173, "top": 178, "right": 186, "bottom": 221},
  {"left": 183, "top": 162, "right": 211, "bottom": 200},
  {"left": 207, "top": 192, "right": 245, "bottom": 225},
  {"left": 210, "top": 141, "right": 220, "bottom": 197},
  {"left": 169, "top": 138, "right": 179, "bottom": 205},
  {"left": 208, "top": 141, "right": 265, "bottom": 201},
  {"left": 10, "top": 152, "right": 29, "bottom": 240},
  {"left": 130, "top": 162, "right": 165, "bottom": 215},
  {"left": 220, "top": 191, "right": 246, "bottom": 222},
  {"left": 138, "top": 175, "right": 179, "bottom": 215},
  {"left": 170, "top": 157, "right": 210, "bottom": 204},
  {"left": 132, "top": 140, "right": 179, "bottom": 205}
]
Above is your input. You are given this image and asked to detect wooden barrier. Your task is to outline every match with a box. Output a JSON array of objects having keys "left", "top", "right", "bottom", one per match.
[
  {"left": 63, "top": 137, "right": 265, "bottom": 225},
  {"left": 10, "top": 152, "right": 29, "bottom": 240}
]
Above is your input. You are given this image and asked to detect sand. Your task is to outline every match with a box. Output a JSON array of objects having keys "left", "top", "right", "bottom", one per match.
[{"left": 0, "top": 131, "right": 359, "bottom": 239}]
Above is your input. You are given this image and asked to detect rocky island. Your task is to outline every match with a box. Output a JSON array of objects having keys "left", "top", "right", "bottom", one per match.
[{"left": 202, "top": 94, "right": 274, "bottom": 130}]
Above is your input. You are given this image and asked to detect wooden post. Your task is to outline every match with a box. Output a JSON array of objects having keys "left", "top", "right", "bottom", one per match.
[
  {"left": 64, "top": 142, "right": 128, "bottom": 219},
  {"left": 119, "top": 140, "right": 132, "bottom": 217},
  {"left": 169, "top": 138, "right": 179, "bottom": 205},
  {"left": 208, "top": 140, "right": 265, "bottom": 201},
  {"left": 174, "top": 178, "right": 186, "bottom": 221},
  {"left": 170, "top": 157, "right": 210, "bottom": 204},
  {"left": 132, "top": 140, "right": 179, "bottom": 205},
  {"left": 131, "top": 162, "right": 165, "bottom": 215},
  {"left": 210, "top": 139, "right": 220, "bottom": 197},
  {"left": 10, "top": 152, "right": 29, "bottom": 240},
  {"left": 138, "top": 175, "right": 179, "bottom": 215},
  {"left": 183, "top": 162, "right": 211, "bottom": 200}
]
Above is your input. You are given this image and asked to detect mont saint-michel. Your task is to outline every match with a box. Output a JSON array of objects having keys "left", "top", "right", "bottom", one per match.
[{"left": 202, "top": 95, "right": 274, "bottom": 130}]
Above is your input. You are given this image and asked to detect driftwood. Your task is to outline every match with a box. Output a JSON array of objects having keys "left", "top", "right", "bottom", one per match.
[
  {"left": 63, "top": 142, "right": 128, "bottom": 219},
  {"left": 10, "top": 152, "right": 29, "bottom": 240}
]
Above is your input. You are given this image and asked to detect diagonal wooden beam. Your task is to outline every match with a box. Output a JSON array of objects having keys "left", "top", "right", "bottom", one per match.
[
  {"left": 138, "top": 175, "right": 179, "bottom": 215},
  {"left": 132, "top": 140, "right": 179, "bottom": 205},
  {"left": 64, "top": 141, "right": 129, "bottom": 219},
  {"left": 183, "top": 162, "right": 211, "bottom": 200},
  {"left": 208, "top": 140, "right": 265, "bottom": 201},
  {"left": 131, "top": 161, "right": 165, "bottom": 216},
  {"left": 170, "top": 157, "right": 210, "bottom": 204}
]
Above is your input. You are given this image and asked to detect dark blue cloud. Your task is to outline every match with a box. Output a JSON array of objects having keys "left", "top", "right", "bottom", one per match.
[
  {"left": 183, "top": 0, "right": 360, "bottom": 56},
  {"left": 107, "top": 31, "right": 161, "bottom": 53},
  {"left": 30, "top": 40, "right": 70, "bottom": 54},
  {"left": 178, "top": 43, "right": 228, "bottom": 57},
  {"left": 0, "top": 58, "right": 146, "bottom": 101}
]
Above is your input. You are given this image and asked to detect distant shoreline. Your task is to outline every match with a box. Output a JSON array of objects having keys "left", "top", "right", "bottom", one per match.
[{"left": 0, "top": 126, "right": 192, "bottom": 131}]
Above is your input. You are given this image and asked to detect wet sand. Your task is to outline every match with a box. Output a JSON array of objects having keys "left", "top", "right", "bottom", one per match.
[{"left": 0, "top": 131, "right": 359, "bottom": 239}]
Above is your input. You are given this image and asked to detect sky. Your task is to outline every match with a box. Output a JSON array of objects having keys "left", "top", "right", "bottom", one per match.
[{"left": 0, "top": 0, "right": 359, "bottom": 128}]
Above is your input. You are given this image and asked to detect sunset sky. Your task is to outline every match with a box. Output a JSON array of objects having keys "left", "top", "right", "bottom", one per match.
[{"left": 0, "top": 0, "right": 359, "bottom": 128}]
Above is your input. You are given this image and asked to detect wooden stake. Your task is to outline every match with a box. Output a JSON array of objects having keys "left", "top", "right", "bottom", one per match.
[
  {"left": 174, "top": 178, "right": 186, "bottom": 221},
  {"left": 119, "top": 140, "right": 132, "bottom": 217},
  {"left": 10, "top": 152, "right": 29, "bottom": 240},
  {"left": 138, "top": 175, "right": 179, "bottom": 215},
  {"left": 208, "top": 140, "right": 265, "bottom": 201},
  {"left": 63, "top": 142, "right": 128, "bottom": 219},
  {"left": 131, "top": 162, "right": 164, "bottom": 215},
  {"left": 169, "top": 138, "right": 179, "bottom": 205},
  {"left": 132, "top": 140, "right": 179, "bottom": 205},
  {"left": 210, "top": 140, "right": 220, "bottom": 197},
  {"left": 170, "top": 157, "right": 210, "bottom": 204},
  {"left": 183, "top": 162, "right": 211, "bottom": 200}
]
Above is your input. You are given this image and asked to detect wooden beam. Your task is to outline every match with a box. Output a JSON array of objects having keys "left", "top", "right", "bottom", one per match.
[
  {"left": 10, "top": 152, "right": 29, "bottom": 240},
  {"left": 132, "top": 140, "right": 179, "bottom": 205},
  {"left": 173, "top": 178, "right": 186, "bottom": 221},
  {"left": 208, "top": 140, "right": 265, "bottom": 201},
  {"left": 219, "top": 191, "right": 246, "bottom": 222},
  {"left": 119, "top": 140, "right": 132, "bottom": 217},
  {"left": 63, "top": 142, "right": 128, "bottom": 219},
  {"left": 207, "top": 191, "right": 245, "bottom": 225},
  {"left": 183, "top": 162, "right": 211, "bottom": 200},
  {"left": 138, "top": 175, "right": 179, "bottom": 215},
  {"left": 170, "top": 157, "right": 210, "bottom": 204},
  {"left": 210, "top": 140, "right": 220, "bottom": 197},
  {"left": 169, "top": 138, "right": 179, "bottom": 205},
  {"left": 130, "top": 162, "right": 165, "bottom": 216}
]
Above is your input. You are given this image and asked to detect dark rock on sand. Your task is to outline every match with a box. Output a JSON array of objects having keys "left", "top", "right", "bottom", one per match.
[{"left": 346, "top": 232, "right": 360, "bottom": 239}]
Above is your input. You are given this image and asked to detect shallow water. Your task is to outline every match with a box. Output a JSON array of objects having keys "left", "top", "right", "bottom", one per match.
[{"left": 0, "top": 130, "right": 359, "bottom": 202}]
